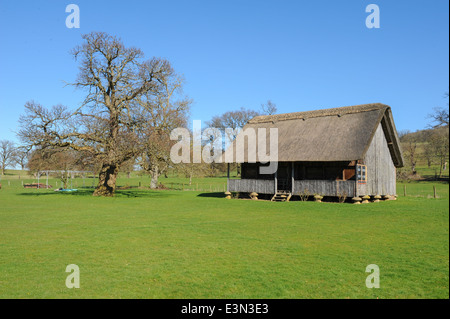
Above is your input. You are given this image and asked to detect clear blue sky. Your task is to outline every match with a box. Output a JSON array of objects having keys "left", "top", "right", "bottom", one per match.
[{"left": 0, "top": 0, "right": 448, "bottom": 144}]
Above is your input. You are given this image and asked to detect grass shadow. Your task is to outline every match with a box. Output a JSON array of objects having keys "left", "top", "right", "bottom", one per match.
[
  {"left": 16, "top": 187, "right": 178, "bottom": 199},
  {"left": 417, "top": 176, "right": 449, "bottom": 183},
  {"left": 115, "top": 189, "right": 176, "bottom": 198},
  {"left": 196, "top": 192, "right": 225, "bottom": 198},
  {"left": 17, "top": 189, "right": 94, "bottom": 197}
]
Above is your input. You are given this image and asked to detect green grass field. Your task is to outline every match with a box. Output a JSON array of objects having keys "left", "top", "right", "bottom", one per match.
[{"left": 0, "top": 171, "right": 448, "bottom": 299}]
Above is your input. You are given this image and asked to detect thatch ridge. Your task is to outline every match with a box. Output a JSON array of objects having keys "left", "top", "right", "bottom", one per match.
[{"left": 249, "top": 103, "right": 389, "bottom": 124}]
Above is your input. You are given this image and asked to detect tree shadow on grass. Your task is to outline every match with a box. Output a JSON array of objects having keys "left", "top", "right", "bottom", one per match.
[
  {"left": 17, "top": 188, "right": 177, "bottom": 199},
  {"left": 416, "top": 176, "right": 449, "bottom": 183},
  {"left": 196, "top": 192, "right": 225, "bottom": 198}
]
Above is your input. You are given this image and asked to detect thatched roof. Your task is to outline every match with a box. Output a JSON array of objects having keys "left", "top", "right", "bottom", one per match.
[{"left": 223, "top": 103, "right": 404, "bottom": 167}]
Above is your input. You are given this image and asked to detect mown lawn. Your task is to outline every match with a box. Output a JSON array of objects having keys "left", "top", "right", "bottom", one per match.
[{"left": 0, "top": 175, "right": 448, "bottom": 299}]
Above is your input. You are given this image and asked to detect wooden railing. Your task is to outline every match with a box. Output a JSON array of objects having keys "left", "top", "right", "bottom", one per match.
[
  {"left": 293, "top": 180, "right": 356, "bottom": 197},
  {"left": 228, "top": 178, "right": 356, "bottom": 196},
  {"left": 228, "top": 179, "right": 275, "bottom": 194}
]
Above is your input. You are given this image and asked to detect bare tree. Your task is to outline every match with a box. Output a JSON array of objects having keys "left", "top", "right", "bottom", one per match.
[
  {"left": 261, "top": 100, "right": 278, "bottom": 115},
  {"left": 429, "top": 127, "right": 449, "bottom": 178},
  {"left": 28, "top": 148, "right": 79, "bottom": 188},
  {"left": 136, "top": 73, "right": 191, "bottom": 188},
  {"left": 398, "top": 129, "right": 411, "bottom": 140},
  {"left": 121, "top": 158, "right": 136, "bottom": 179},
  {"left": 427, "top": 92, "right": 449, "bottom": 128},
  {"left": 0, "top": 140, "right": 17, "bottom": 175},
  {"left": 13, "top": 147, "right": 30, "bottom": 171},
  {"left": 18, "top": 32, "right": 176, "bottom": 196},
  {"left": 206, "top": 107, "right": 260, "bottom": 176},
  {"left": 423, "top": 140, "right": 434, "bottom": 168},
  {"left": 207, "top": 107, "right": 260, "bottom": 132},
  {"left": 401, "top": 134, "right": 419, "bottom": 174}
]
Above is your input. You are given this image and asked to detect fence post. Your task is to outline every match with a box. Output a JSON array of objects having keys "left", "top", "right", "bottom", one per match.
[
  {"left": 403, "top": 184, "right": 406, "bottom": 197},
  {"left": 433, "top": 185, "right": 437, "bottom": 199}
]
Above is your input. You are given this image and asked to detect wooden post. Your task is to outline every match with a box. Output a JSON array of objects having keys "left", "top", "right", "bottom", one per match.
[
  {"left": 403, "top": 184, "right": 406, "bottom": 196},
  {"left": 227, "top": 163, "right": 230, "bottom": 192},
  {"left": 291, "top": 162, "right": 295, "bottom": 194},
  {"left": 274, "top": 169, "right": 278, "bottom": 194},
  {"left": 433, "top": 185, "right": 437, "bottom": 199}
]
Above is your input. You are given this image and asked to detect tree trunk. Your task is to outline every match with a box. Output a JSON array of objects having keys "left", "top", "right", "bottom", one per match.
[
  {"left": 150, "top": 165, "right": 159, "bottom": 189},
  {"left": 93, "top": 163, "right": 118, "bottom": 197}
]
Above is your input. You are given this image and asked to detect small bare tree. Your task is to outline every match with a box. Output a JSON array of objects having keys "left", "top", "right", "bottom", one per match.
[
  {"left": 136, "top": 73, "right": 191, "bottom": 189},
  {"left": 207, "top": 107, "right": 260, "bottom": 176},
  {"left": 0, "top": 140, "right": 17, "bottom": 175},
  {"left": 261, "top": 100, "right": 278, "bottom": 115},
  {"left": 429, "top": 127, "right": 449, "bottom": 178},
  {"left": 13, "top": 147, "right": 30, "bottom": 171},
  {"left": 427, "top": 92, "right": 449, "bottom": 128},
  {"left": 401, "top": 133, "right": 419, "bottom": 175},
  {"left": 298, "top": 188, "right": 310, "bottom": 201},
  {"left": 337, "top": 190, "right": 348, "bottom": 203}
]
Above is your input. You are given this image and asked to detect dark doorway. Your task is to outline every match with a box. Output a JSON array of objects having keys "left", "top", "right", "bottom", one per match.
[{"left": 277, "top": 162, "right": 292, "bottom": 191}]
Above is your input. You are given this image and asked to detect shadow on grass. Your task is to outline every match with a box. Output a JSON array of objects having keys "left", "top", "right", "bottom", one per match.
[
  {"left": 196, "top": 192, "right": 225, "bottom": 198},
  {"left": 415, "top": 176, "right": 449, "bottom": 183},
  {"left": 17, "top": 188, "right": 177, "bottom": 198}
]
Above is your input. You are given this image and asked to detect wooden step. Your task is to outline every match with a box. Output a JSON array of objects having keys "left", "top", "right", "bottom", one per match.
[{"left": 271, "top": 192, "right": 292, "bottom": 202}]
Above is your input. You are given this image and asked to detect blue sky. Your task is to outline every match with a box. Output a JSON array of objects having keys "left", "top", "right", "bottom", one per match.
[{"left": 0, "top": 0, "right": 448, "bottom": 144}]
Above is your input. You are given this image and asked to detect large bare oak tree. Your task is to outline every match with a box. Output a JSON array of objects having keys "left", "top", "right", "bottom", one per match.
[{"left": 18, "top": 32, "right": 176, "bottom": 196}]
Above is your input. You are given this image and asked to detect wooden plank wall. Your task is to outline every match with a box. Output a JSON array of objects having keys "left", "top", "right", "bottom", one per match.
[
  {"left": 228, "top": 179, "right": 276, "bottom": 194},
  {"left": 358, "top": 123, "right": 396, "bottom": 196},
  {"left": 229, "top": 179, "right": 355, "bottom": 196},
  {"left": 293, "top": 180, "right": 355, "bottom": 197}
]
